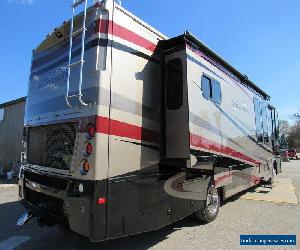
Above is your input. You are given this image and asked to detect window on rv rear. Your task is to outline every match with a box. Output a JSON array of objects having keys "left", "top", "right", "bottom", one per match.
[
  {"left": 166, "top": 58, "right": 183, "bottom": 110},
  {"left": 201, "top": 75, "right": 221, "bottom": 104}
]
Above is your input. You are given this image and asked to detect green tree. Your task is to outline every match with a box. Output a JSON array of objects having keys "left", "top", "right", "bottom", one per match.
[{"left": 286, "top": 111, "right": 300, "bottom": 150}]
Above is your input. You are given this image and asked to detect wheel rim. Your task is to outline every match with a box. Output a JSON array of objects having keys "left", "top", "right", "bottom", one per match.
[{"left": 206, "top": 185, "right": 219, "bottom": 215}]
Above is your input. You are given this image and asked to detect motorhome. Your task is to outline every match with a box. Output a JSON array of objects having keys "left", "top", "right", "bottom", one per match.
[{"left": 18, "top": 0, "right": 280, "bottom": 241}]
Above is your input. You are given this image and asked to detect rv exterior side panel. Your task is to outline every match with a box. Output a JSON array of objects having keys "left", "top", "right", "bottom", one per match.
[
  {"left": 105, "top": 4, "right": 164, "bottom": 238},
  {"left": 186, "top": 44, "right": 273, "bottom": 194},
  {"left": 106, "top": 5, "right": 162, "bottom": 177}
]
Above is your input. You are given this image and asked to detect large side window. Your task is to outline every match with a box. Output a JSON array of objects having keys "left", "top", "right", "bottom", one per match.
[
  {"left": 201, "top": 75, "right": 221, "bottom": 104},
  {"left": 267, "top": 106, "right": 273, "bottom": 138},
  {"left": 166, "top": 58, "right": 183, "bottom": 110},
  {"left": 268, "top": 106, "right": 278, "bottom": 147},
  {"left": 254, "top": 98, "right": 263, "bottom": 142},
  {"left": 254, "top": 98, "right": 270, "bottom": 143},
  {"left": 261, "top": 102, "right": 269, "bottom": 143},
  {"left": 273, "top": 109, "right": 279, "bottom": 140},
  {"left": 275, "top": 110, "right": 279, "bottom": 139}
]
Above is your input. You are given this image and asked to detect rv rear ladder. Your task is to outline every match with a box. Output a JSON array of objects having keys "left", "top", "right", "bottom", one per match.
[{"left": 66, "top": 0, "right": 89, "bottom": 107}]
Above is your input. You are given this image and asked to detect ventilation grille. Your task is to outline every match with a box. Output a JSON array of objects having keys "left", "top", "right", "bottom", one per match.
[{"left": 27, "top": 123, "right": 77, "bottom": 170}]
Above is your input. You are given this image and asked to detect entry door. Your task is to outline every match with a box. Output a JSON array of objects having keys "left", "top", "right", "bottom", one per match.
[{"left": 163, "top": 51, "right": 189, "bottom": 160}]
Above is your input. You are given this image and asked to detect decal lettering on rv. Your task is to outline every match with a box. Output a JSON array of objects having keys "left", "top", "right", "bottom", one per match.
[
  {"left": 38, "top": 70, "right": 67, "bottom": 92},
  {"left": 232, "top": 100, "right": 248, "bottom": 112}
]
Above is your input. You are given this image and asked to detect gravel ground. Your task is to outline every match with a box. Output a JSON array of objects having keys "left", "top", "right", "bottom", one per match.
[{"left": 0, "top": 161, "right": 299, "bottom": 250}]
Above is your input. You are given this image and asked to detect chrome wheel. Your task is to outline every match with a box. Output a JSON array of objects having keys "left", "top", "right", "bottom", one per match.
[
  {"left": 194, "top": 182, "right": 220, "bottom": 223},
  {"left": 206, "top": 185, "right": 219, "bottom": 216}
]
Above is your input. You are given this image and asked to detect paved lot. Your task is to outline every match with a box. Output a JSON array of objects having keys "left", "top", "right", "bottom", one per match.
[
  {"left": 240, "top": 176, "right": 298, "bottom": 204},
  {"left": 0, "top": 161, "right": 299, "bottom": 250}
]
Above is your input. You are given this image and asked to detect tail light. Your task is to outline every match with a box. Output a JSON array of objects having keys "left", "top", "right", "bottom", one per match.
[
  {"left": 97, "top": 198, "right": 106, "bottom": 205},
  {"left": 87, "top": 124, "right": 95, "bottom": 138},
  {"left": 86, "top": 143, "right": 93, "bottom": 155},
  {"left": 83, "top": 160, "right": 90, "bottom": 171},
  {"left": 80, "top": 159, "right": 90, "bottom": 175}
]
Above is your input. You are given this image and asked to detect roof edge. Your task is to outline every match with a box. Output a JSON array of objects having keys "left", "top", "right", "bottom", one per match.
[
  {"left": 0, "top": 97, "right": 26, "bottom": 109},
  {"left": 184, "top": 31, "right": 270, "bottom": 100}
]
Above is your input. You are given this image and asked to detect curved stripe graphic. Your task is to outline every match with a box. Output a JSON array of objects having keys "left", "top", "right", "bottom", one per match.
[{"left": 190, "top": 133, "right": 261, "bottom": 165}]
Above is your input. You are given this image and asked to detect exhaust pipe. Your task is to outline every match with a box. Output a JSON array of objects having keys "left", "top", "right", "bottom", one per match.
[{"left": 16, "top": 211, "right": 34, "bottom": 226}]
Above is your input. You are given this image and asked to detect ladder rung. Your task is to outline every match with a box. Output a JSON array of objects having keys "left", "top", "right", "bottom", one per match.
[
  {"left": 72, "top": 27, "right": 87, "bottom": 37},
  {"left": 71, "top": 0, "right": 86, "bottom": 8},
  {"left": 67, "top": 94, "right": 79, "bottom": 98},
  {"left": 66, "top": 94, "right": 83, "bottom": 98},
  {"left": 68, "top": 60, "right": 85, "bottom": 68},
  {"left": 67, "top": 94, "right": 83, "bottom": 99}
]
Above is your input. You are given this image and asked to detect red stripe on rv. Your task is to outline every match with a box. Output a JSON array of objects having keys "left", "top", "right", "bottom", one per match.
[
  {"left": 214, "top": 172, "right": 260, "bottom": 186},
  {"left": 94, "top": 19, "right": 157, "bottom": 52},
  {"left": 190, "top": 133, "right": 261, "bottom": 165},
  {"left": 95, "top": 116, "right": 260, "bottom": 165},
  {"left": 214, "top": 173, "right": 232, "bottom": 186},
  {"left": 96, "top": 116, "right": 159, "bottom": 143}
]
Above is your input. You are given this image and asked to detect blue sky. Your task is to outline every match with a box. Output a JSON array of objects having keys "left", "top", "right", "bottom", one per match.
[{"left": 0, "top": 0, "right": 299, "bottom": 121}]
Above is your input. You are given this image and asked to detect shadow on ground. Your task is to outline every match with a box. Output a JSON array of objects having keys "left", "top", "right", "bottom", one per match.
[
  {"left": 17, "top": 216, "right": 202, "bottom": 250},
  {"left": 0, "top": 182, "right": 276, "bottom": 249},
  {"left": 0, "top": 198, "right": 201, "bottom": 250}
]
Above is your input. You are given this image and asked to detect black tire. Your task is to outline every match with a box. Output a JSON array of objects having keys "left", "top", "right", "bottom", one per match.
[
  {"left": 194, "top": 182, "right": 220, "bottom": 223},
  {"left": 265, "top": 177, "right": 274, "bottom": 185}
]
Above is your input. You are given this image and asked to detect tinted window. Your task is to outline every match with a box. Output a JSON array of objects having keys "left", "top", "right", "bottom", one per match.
[
  {"left": 275, "top": 110, "right": 279, "bottom": 139},
  {"left": 254, "top": 98, "right": 263, "bottom": 142},
  {"left": 212, "top": 80, "right": 221, "bottom": 104},
  {"left": 267, "top": 107, "right": 273, "bottom": 137},
  {"left": 201, "top": 75, "right": 221, "bottom": 104},
  {"left": 201, "top": 75, "right": 211, "bottom": 99},
  {"left": 261, "top": 103, "right": 269, "bottom": 142},
  {"left": 271, "top": 109, "right": 275, "bottom": 133},
  {"left": 261, "top": 103, "right": 268, "bottom": 133},
  {"left": 166, "top": 58, "right": 183, "bottom": 110}
]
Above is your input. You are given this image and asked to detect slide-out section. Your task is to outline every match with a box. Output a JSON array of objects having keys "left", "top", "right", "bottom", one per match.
[{"left": 161, "top": 48, "right": 190, "bottom": 167}]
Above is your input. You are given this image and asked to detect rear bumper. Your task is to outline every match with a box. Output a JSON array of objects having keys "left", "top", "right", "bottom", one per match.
[
  {"left": 19, "top": 167, "right": 107, "bottom": 241},
  {"left": 21, "top": 199, "right": 68, "bottom": 227}
]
